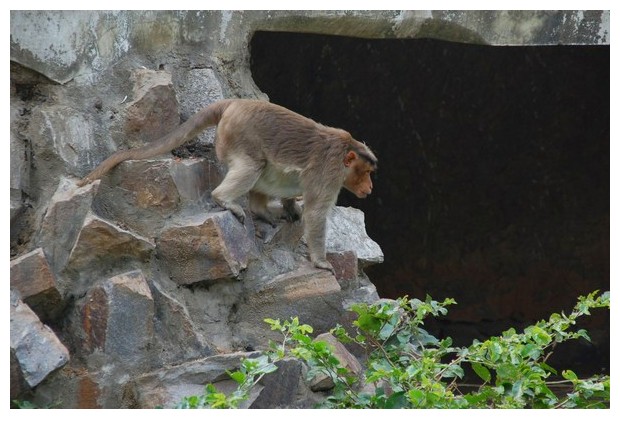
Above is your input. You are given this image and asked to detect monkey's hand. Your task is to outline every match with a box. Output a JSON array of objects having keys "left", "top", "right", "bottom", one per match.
[{"left": 313, "top": 259, "right": 335, "bottom": 275}]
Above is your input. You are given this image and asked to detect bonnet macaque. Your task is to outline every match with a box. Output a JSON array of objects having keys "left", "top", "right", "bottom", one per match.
[{"left": 80, "top": 99, "right": 377, "bottom": 273}]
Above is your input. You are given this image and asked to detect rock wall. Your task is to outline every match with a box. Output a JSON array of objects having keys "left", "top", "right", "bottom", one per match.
[{"left": 9, "top": 11, "right": 609, "bottom": 408}]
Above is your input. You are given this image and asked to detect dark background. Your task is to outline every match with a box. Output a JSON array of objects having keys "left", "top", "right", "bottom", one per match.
[{"left": 250, "top": 32, "right": 609, "bottom": 375}]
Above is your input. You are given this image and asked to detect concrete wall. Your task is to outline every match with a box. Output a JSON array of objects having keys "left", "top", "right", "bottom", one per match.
[{"left": 11, "top": 10, "right": 610, "bottom": 84}]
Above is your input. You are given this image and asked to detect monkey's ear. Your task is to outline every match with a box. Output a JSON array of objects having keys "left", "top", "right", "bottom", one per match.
[{"left": 344, "top": 150, "right": 357, "bottom": 167}]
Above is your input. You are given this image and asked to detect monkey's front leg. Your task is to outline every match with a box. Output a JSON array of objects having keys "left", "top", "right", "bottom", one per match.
[{"left": 303, "top": 202, "right": 335, "bottom": 274}]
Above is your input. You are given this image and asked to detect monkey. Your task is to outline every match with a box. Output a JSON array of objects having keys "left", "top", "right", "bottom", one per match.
[{"left": 79, "top": 99, "right": 377, "bottom": 273}]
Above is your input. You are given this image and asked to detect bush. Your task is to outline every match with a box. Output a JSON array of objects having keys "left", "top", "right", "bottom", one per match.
[{"left": 177, "top": 290, "right": 609, "bottom": 409}]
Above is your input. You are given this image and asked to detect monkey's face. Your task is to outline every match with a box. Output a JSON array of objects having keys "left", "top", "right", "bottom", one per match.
[{"left": 343, "top": 158, "right": 375, "bottom": 198}]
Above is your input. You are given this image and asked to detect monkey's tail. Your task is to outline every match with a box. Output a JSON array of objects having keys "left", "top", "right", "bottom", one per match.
[{"left": 77, "top": 99, "right": 236, "bottom": 186}]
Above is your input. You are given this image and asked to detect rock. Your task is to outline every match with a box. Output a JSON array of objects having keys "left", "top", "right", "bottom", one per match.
[
  {"left": 10, "top": 348, "right": 29, "bottom": 401},
  {"left": 316, "top": 332, "right": 363, "bottom": 375},
  {"left": 10, "top": 188, "right": 24, "bottom": 225},
  {"left": 176, "top": 68, "right": 225, "bottom": 147},
  {"left": 65, "top": 214, "right": 155, "bottom": 287},
  {"left": 327, "top": 250, "right": 359, "bottom": 288},
  {"left": 78, "top": 270, "right": 154, "bottom": 366},
  {"left": 125, "top": 351, "right": 258, "bottom": 408},
  {"left": 10, "top": 290, "right": 70, "bottom": 388},
  {"left": 37, "top": 177, "right": 100, "bottom": 274},
  {"left": 150, "top": 281, "right": 212, "bottom": 365},
  {"left": 93, "top": 160, "right": 181, "bottom": 238},
  {"left": 10, "top": 248, "right": 62, "bottom": 322},
  {"left": 126, "top": 353, "right": 320, "bottom": 409},
  {"left": 234, "top": 266, "right": 342, "bottom": 348},
  {"left": 326, "top": 206, "right": 384, "bottom": 266},
  {"left": 124, "top": 69, "right": 180, "bottom": 142},
  {"left": 309, "top": 333, "right": 363, "bottom": 392},
  {"left": 342, "top": 273, "right": 381, "bottom": 309},
  {"left": 10, "top": 98, "right": 30, "bottom": 203},
  {"left": 250, "top": 358, "right": 322, "bottom": 409},
  {"left": 31, "top": 367, "right": 105, "bottom": 409},
  {"left": 92, "top": 158, "right": 219, "bottom": 238},
  {"left": 156, "top": 211, "right": 255, "bottom": 285},
  {"left": 10, "top": 189, "right": 24, "bottom": 224},
  {"left": 28, "top": 102, "right": 111, "bottom": 178},
  {"left": 169, "top": 158, "right": 222, "bottom": 202}
]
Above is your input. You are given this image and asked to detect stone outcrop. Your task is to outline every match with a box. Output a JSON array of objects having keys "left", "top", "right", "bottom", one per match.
[
  {"left": 124, "top": 69, "right": 180, "bottom": 142},
  {"left": 234, "top": 267, "right": 343, "bottom": 349},
  {"left": 156, "top": 211, "right": 255, "bottom": 285},
  {"left": 78, "top": 271, "right": 154, "bottom": 364},
  {"left": 309, "top": 332, "right": 364, "bottom": 392},
  {"left": 10, "top": 248, "right": 62, "bottom": 322},
  {"left": 9, "top": 57, "right": 384, "bottom": 406},
  {"left": 126, "top": 351, "right": 258, "bottom": 408},
  {"left": 326, "top": 206, "right": 384, "bottom": 267},
  {"left": 10, "top": 290, "right": 70, "bottom": 389}
]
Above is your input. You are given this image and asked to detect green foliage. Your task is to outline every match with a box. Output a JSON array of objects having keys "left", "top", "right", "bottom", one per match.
[
  {"left": 177, "top": 291, "right": 609, "bottom": 409},
  {"left": 11, "top": 399, "right": 61, "bottom": 409},
  {"left": 12, "top": 400, "right": 39, "bottom": 409}
]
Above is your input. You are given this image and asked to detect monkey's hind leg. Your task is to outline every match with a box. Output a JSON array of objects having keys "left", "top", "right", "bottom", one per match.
[
  {"left": 282, "top": 198, "right": 302, "bottom": 222},
  {"left": 211, "top": 157, "right": 263, "bottom": 224},
  {"left": 249, "top": 191, "right": 277, "bottom": 226}
]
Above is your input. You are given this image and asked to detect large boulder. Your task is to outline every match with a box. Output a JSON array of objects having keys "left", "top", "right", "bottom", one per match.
[
  {"left": 75, "top": 270, "right": 154, "bottom": 369},
  {"left": 233, "top": 266, "right": 343, "bottom": 348},
  {"left": 123, "top": 69, "right": 180, "bottom": 142},
  {"left": 65, "top": 214, "right": 155, "bottom": 287},
  {"left": 10, "top": 248, "right": 62, "bottom": 322},
  {"left": 92, "top": 158, "right": 220, "bottom": 238},
  {"left": 124, "top": 351, "right": 258, "bottom": 408},
  {"left": 37, "top": 177, "right": 100, "bottom": 274},
  {"left": 156, "top": 211, "right": 256, "bottom": 285},
  {"left": 10, "top": 290, "right": 70, "bottom": 388},
  {"left": 326, "top": 206, "right": 384, "bottom": 267}
]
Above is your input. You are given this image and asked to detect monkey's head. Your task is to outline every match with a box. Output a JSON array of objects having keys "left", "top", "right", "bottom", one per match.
[{"left": 343, "top": 147, "right": 377, "bottom": 198}]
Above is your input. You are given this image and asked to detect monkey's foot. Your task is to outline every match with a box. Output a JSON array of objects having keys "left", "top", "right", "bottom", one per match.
[
  {"left": 222, "top": 204, "right": 246, "bottom": 224},
  {"left": 253, "top": 210, "right": 278, "bottom": 227},
  {"left": 313, "top": 259, "right": 335, "bottom": 275}
]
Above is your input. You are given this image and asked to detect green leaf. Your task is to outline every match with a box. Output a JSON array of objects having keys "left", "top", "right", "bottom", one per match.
[
  {"left": 385, "top": 391, "right": 408, "bottom": 409},
  {"left": 264, "top": 318, "right": 282, "bottom": 331},
  {"left": 576, "top": 329, "right": 591, "bottom": 342},
  {"left": 562, "top": 369, "right": 578, "bottom": 382},
  {"left": 520, "top": 343, "right": 541, "bottom": 360},
  {"left": 526, "top": 326, "right": 553, "bottom": 346},
  {"left": 379, "top": 320, "right": 397, "bottom": 340},
  {"left": 356, "top": 313, "right": 382, "bottom": 332},
  {"left": 488, "top": 342, "right": 503, "bottom": 362},
  {"left": 496, "top": 363, "right": 519, "bottom": 381},
  {"left": 407, "top": 389, "right": 426, "bottom": 407},
  {"left": 228, "top": 370, "right": 246, "bottom": 384},
  {"left": 539, "top": 362, "right": 557, "bottom": 375},
  {"left": 471, "top": 362, "right": 492, "bottom": 383},
  {"left": 441, "top": 363, "right": 464, "bottom": 379}
]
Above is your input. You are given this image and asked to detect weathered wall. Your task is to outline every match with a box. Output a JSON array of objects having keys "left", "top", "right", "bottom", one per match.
[
  {"left": 11, "top": 11, "right": 610, "bottom": 84},
  {"left": 9, "top": 10, "right": 609, "bottom": 408}
]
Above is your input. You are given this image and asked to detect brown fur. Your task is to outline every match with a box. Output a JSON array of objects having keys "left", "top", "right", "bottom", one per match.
[{"left": 78, "top": 99, "right": 377, "bottom": 272}]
